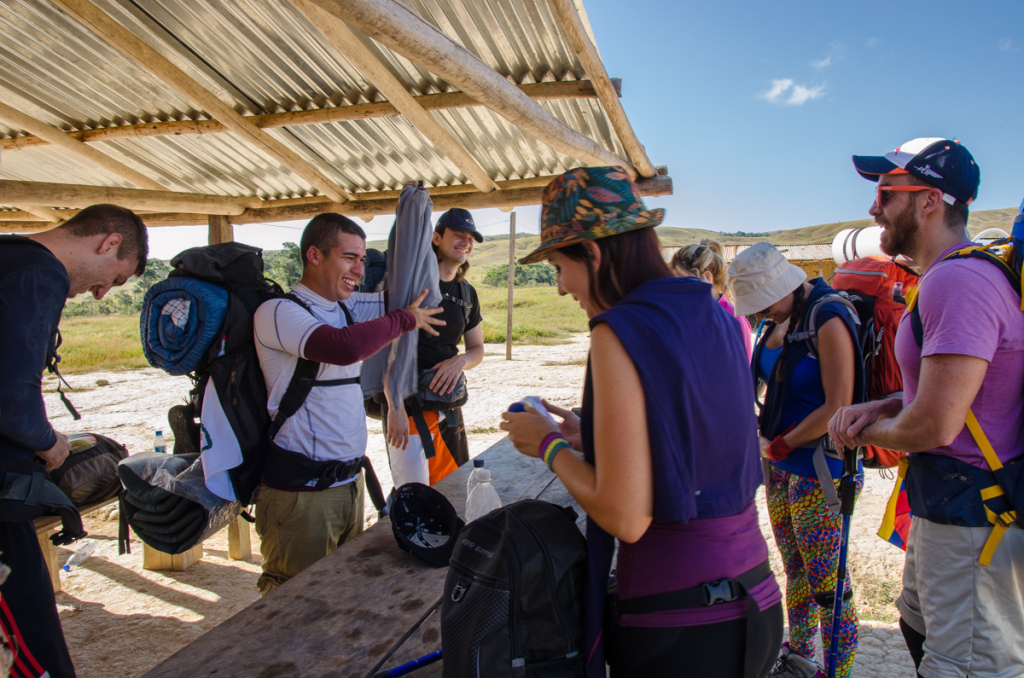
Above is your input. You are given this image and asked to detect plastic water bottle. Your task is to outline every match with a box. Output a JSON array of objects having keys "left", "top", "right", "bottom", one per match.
[
  {"left": 154, "top": 430, "right": 167, "bottom": 454},
  {"left": 465, "top": 469, "right": 502, "bottom": 522},
  {"left": 63, "top": 540, "right": 97, "bottom": 572},
  {"left": 466, "top": 458, "right": 485, "bottom": 496}
]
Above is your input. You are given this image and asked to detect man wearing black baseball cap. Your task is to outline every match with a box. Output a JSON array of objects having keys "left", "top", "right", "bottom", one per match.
[
  {"left": 830, "top": 139, "right": 1024, "bottom": 677},
  {"left": 385, "top": 207, "right": 485, "bottom": 489}
]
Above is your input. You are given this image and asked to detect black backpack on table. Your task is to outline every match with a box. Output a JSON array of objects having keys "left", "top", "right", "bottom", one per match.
[{"left": 441, "top": 499, "right": 586, "bottom": 677}]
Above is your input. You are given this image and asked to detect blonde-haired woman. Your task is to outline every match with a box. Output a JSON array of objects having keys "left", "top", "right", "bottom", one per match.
[{"left": 672, "top": 239, "right": 751, "bottom": 360}]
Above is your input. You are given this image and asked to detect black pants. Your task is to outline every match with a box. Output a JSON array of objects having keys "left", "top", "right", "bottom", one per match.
[
  {"left": 608, "top": 602, "right": 784, "bottom": 678},
  {"left": 0, "top": 521, "right": 76, "bottom": 677}
]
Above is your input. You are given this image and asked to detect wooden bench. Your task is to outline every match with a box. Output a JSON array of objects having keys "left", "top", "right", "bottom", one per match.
[
  {"left": 141, "top": 437, "right": 579, "bottom": 678},
  {"left": 34, "top": 498, "right": 253, "bottom": 593}
]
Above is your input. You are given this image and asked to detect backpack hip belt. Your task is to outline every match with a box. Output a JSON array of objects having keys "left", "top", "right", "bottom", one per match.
[
  {"left": 0, "top": 468, "right": 86, "bottom": 546},
  {"left": 262, "top": 442, "right": 387, "bottom": 511},
  {"left": 614, "top": 560, "right": 773, "bottom": 678}
]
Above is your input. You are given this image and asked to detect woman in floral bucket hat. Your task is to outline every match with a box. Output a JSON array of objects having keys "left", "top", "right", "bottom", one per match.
[{"left": 502, "top": 167, "right": 783, "bottom": 678}]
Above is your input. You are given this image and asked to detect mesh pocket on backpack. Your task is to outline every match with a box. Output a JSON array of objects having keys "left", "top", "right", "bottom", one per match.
[{"left": 441, "top": 568, "right": 512, "bottom": 678}]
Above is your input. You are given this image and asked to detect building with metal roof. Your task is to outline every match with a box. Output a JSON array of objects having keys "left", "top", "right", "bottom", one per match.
[{"left": 0, "top": 0, "right": 671, "bottom": 242}]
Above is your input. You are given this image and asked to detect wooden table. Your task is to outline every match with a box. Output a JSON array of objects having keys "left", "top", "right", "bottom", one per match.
[{"left": 142, "top": 437, "right": 582, "bottom": 678}]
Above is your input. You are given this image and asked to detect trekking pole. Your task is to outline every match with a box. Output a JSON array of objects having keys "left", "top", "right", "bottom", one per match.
[
  {"left": 372, "top": 650, "right": 442, "bottom": 677},
  {"left": 826, "top": 446, "right": 860, "bottom": 678}
]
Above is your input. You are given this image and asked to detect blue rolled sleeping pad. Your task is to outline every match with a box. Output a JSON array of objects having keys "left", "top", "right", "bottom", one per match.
[
  {"left": 140, "top": 277, "right": 229, "bottom": 376},
  {"left": 1012, "top": 195, "right": 1024, "bottom": 275}
]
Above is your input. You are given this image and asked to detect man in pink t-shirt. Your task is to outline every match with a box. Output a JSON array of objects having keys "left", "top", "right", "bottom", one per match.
[{"left": 829, "top": 138, "right": 1024, "bottom": 678}]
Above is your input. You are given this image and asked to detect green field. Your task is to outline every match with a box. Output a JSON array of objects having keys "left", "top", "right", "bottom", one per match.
[{"left": 57, "top": 314, "right": 150, "bottom": 374}]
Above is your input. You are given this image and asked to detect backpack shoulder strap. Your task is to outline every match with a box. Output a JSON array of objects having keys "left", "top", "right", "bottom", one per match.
[
  {"left": 270, "top": 294, "right": 359, "bottom": 438},
  {"left": 787, "top": 292, "right": 860, "bottom": 359}
]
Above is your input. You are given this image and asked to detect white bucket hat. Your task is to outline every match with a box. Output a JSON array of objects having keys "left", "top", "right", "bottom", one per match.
[{"left": 728, "top": 242, "right": 807, "bottom": 317}]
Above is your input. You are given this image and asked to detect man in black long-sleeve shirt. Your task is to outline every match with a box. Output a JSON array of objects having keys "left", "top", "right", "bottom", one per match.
[{"left": 0, "top": 204, "right": 147, "bottom": 678}]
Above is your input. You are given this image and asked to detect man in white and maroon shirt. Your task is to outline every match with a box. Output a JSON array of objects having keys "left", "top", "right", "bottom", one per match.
[{"left": 252, "top": 212, "right": 442, "bottom": 595}]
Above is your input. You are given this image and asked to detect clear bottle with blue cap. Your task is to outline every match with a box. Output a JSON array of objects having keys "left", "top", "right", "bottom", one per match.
[
  {"left": 153, "top": 430, "right": 167, "bottom": 454},
  {"left": 466, "top": 458, "right": 486, "bottom": 497}
]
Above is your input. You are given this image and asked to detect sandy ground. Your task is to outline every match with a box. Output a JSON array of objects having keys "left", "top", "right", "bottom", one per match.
[{"left": 42, "top": 335, "right": 916, "bottom": 677}]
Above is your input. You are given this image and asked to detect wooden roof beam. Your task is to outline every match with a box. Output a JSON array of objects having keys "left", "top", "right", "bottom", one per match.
[
  {"left": 0, "top": 100, "right": 166, "bottom": 191},
  {"left": 0, "top": 180, "right": 261, "bottom": 215},
  {"left": 11, "top": 205, "right": 66, "bottom": 223},
  {"left": 2, "top": 173, "right": 671, "bottom": 231},
  {"left": 292, "top": 0, "right": 498, "bottom": 193},
  {"left": 0, "top": 80, "right": 619, "bottom": 153},
  {"left": 548, "top": 0, "right": 657, "bottom": 178},
  {"left": 306, "top": 0, "right": 635, "bottom": 176},
  {"left": 50, "top": 0, "right": 353, "bottom": 203}
]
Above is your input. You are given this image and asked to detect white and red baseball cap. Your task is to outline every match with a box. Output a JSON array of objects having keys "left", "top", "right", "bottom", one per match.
[{"left": 852, "top": 138, "right": 980, "bottom": 205}]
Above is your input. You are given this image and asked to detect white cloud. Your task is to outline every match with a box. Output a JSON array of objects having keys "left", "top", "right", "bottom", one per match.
[
  {"left": 865, "top": 37, "right": 879, "bottom": 48},
  {"left": 811, "top": 54, "right": 832, "bottom": 70},
  {"left": 999, "top": 38, "right": 1019, "bottom": 52},
  {"left": 759, "top": 78, "right": 794, "bottom": 104},
  {"left": 758, "top": 79, "right": 825, "bottom": 106}
]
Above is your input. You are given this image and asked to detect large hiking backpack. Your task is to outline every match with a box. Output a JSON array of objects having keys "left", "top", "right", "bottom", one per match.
[
  {"left": 441, "top": 500, "right": 586, "bottom": 678},
  {"left": 828, "top": 256, "right": 919, "bottom": 468}
]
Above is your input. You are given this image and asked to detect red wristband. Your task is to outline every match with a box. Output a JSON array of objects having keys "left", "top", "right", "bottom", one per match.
[{"left": 768, "top": 435, "right": 794, "bottom": 462}]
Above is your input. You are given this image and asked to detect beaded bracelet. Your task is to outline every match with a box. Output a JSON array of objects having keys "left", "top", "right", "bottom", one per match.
[{"left": 538, "top": 432, "right": 571, "bottom": 470}]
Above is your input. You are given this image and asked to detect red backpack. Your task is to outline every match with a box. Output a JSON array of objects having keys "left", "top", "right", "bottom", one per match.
[{"left": 830, "top": 256, "right": 919, "bottom": 468}]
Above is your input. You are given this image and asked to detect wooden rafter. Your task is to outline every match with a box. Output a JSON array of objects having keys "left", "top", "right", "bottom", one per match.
[
  {"left": 0, "top": 174, "right": 671, "bottom": 233},
  {"left": 307, "top": 0, "right": 635, "bottom": 176},
  {"left": 50, "top": 0, "right": 354, "bottom": 203},
  {"left": 12, "top": 205, "right": 66, "bottom": 223},
  {"left": 0, "top": 180, "right": 261, "bottom": 215},
  {"left": 292, "top": 0, "right": 498, "bottom": 193},
  {"left": 0, "top": 100, "right": 165, "bottom": 190},
  {"left": 0, "top": 80, "right": 619, "bottom": 153},
  {"left": 548, "top": 0, "right": 657, "bottom": 178}
]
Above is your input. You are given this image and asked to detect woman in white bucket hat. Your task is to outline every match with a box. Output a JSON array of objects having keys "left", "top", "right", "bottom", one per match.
[{"left": 729, "top": 242, "right": 864, "bottom": 678}]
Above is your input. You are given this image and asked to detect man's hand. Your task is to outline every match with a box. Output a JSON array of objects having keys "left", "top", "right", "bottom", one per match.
[
  {"left": 429, "top": 355, "right": 466, "bottom": 395},
  {"left": 405, "top": 289, "right": 445, "bottom": 336},
  {"left": 541, "top": 400, "right": 583, "bottom": 450},
  {"left": 828, "top": 398, "right": 902, "bottom": 455},
  {"left": 36, "top": 432, "right": 70, "bottom": 471},
  {"left": 387, "top": 402, "right": 411, "bottom": 450}
]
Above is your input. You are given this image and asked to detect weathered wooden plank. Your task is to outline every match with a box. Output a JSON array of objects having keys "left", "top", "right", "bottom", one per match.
[{"left": 141, "top": 437, "right": 559, "bottom": 678}]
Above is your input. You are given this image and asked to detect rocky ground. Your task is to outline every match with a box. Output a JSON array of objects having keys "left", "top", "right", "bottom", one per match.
[{"left": 42, "top": 335, "right": 916, "bottom": 677}]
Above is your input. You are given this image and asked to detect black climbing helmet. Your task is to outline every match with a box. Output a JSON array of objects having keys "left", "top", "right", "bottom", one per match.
[{"left": 390, "top": 483, "right": 465, "bottom": 567}]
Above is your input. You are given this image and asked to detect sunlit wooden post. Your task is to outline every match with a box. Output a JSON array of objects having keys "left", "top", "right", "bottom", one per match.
[
  {"left": 506, "top": 211, "right": 516, "bottom": 360},
  {"left": 208, "top": 214, "right": 233, "bottom": 245}
]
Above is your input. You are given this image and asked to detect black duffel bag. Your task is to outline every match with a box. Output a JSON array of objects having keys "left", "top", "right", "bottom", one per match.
[{"left": 49, "top": 433, "right": 128, "bottom": 506}]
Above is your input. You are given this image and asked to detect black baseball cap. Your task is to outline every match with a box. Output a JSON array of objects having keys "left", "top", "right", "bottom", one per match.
[
  {"left": 435, "top": 208, "right": 483, "bottom": 243},
  {"left": 852, "top": 138, "right": 980, "bottom": 206},
  {"left": 390, "top": 483, "right": 465, "bottom": 567}
]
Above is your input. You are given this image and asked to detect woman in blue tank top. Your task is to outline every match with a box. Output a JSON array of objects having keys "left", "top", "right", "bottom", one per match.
[
  {"left": 501, "top": 167, "right": 783, "bottom": 678},
  {"left": 729, "top": 242, "right": 863, "bottom": 678}
]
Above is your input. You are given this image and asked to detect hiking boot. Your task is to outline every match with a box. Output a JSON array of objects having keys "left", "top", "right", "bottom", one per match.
[
  {"left": 768, "top": 643, "right": 825, "bottom": 678},
  {"left": 168, "top": 404, "right": 200, "bottom": 455}
]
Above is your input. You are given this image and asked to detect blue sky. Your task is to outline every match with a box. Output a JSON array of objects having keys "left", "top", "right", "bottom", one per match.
[{"left": 149, "top": 0, "right": 1024, "bottom": 258}]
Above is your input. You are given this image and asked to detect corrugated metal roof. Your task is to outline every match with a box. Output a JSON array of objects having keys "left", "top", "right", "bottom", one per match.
[{"left": 0, "top": 0, "right": 633, "bottom": 208}]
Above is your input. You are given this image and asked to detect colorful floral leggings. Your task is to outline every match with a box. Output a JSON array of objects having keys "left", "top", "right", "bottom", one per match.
[{"left": 766, "top": 465, "right": 862, "bottom": 677}]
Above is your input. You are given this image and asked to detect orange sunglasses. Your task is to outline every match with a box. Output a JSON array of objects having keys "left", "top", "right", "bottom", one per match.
[{"left": 876, "top": 184, "right": 934, "bottom": 207}]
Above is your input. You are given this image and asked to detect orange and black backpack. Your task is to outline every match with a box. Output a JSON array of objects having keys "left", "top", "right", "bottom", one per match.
[{"left": 829, "top": 256, "right": 919, "bottom": 468}]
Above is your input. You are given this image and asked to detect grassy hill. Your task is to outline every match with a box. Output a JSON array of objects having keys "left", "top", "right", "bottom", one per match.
[{"left": 369, "top": 206, "right": 1019, "bottom": 282}]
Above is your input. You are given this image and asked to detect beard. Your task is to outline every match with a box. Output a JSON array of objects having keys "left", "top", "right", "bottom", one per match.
[{"left": 877, "top": 199, "right": 920, "bottom": 258}]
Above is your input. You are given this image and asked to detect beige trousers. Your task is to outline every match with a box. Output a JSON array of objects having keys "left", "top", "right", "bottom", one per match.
[{"left": 253, "top": 475, "right": 364, "bottom": 596}]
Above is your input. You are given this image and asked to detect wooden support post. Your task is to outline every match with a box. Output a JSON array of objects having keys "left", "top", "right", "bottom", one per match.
[
  {"left": 143, "top": 542, "right": 203, "bottom": 571},
  {"left": 208, "top": 215, "right": 233, "bottom": 245},
  {"left": 227, "top": 517, "right": 252, "bottom": 561},
  {"left": 506, "top": 212, "right": 516, "bottom": 361},
  {"left": 37, "top": 529, "right": 61, "bottom": 593}
]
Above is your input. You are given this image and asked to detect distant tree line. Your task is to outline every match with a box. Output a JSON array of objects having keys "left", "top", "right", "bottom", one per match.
[
  {"left": 483, "top": 262, "right": 557, "bottom": 287},
  {"left": 62, "top": 243, "right": 304, "bottom": 318},
  {"left": 720, "top": 231, "right": 770, "bottom": 237}
]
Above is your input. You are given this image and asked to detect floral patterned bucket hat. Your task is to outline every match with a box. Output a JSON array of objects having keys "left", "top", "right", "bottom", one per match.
[{"left": 519, "top": 166, "right": 665, "bottom": 264}]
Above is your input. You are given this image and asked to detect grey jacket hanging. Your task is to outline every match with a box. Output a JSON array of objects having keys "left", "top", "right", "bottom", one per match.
[{"left": 361, "top": 182, "right": 441, "bottom": 407}]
